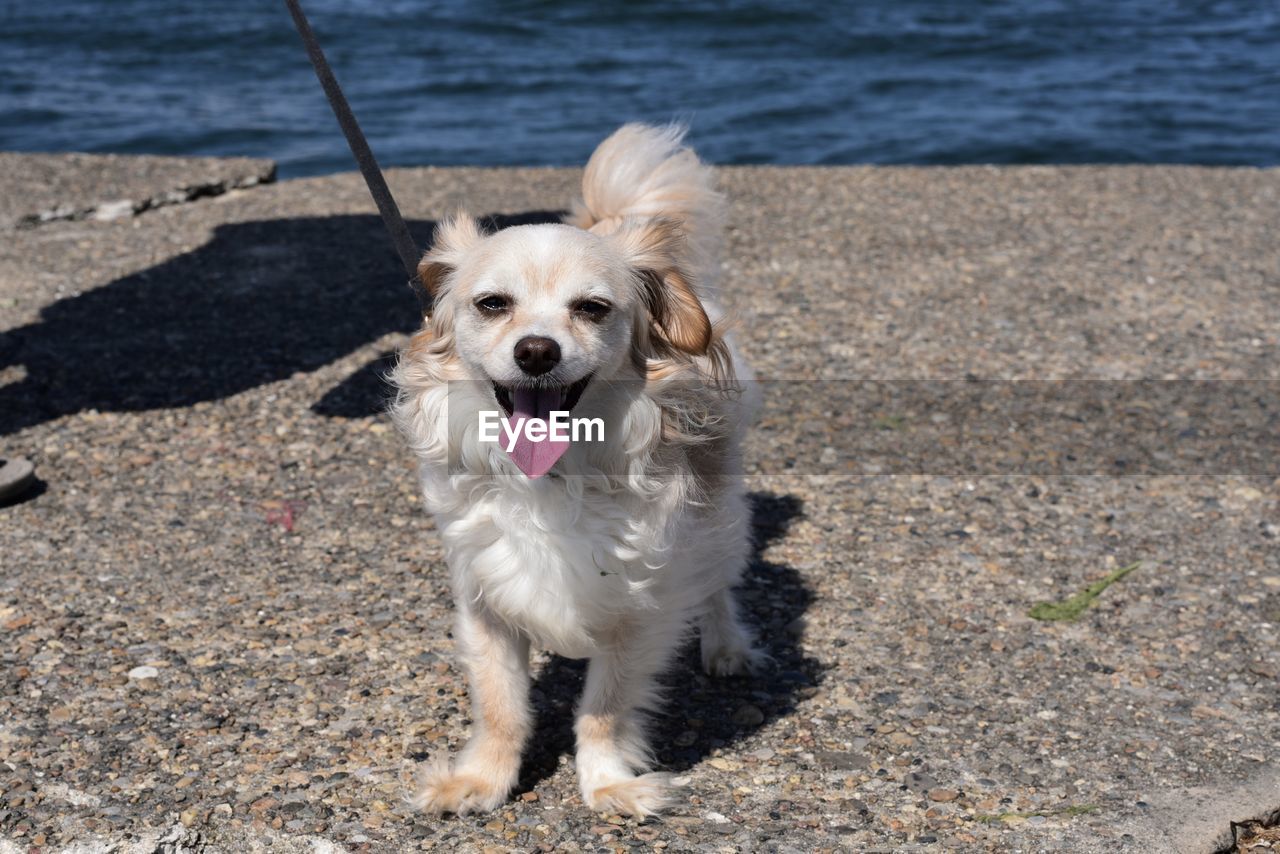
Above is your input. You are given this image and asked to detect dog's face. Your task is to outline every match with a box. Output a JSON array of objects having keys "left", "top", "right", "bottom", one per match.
[
  {"left": 445, "top": 223, "right": 636, "bottom": 406},
  {"left": 418, "top": 216, "right": 714, "bottom": 414}
]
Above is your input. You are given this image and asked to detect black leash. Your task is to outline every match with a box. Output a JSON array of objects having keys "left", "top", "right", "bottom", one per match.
[{"left": 283, "top": 0, "right": 432, "bottom": 315}]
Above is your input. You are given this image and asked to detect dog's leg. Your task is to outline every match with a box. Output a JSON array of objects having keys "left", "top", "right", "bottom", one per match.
[
  {"left": 699, "top": 586, "right": 766, "bottom": 677},
  {"left": 412, "top": 604, "right": 530, "bottom": 814},
  {"left": 574, "top": 626, "right": 676, "bottom": 817}
]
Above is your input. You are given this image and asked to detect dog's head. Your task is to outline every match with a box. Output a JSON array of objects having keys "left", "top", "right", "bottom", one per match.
[{"left": 416, "top": 215, "right": 718, "bottom": 413}]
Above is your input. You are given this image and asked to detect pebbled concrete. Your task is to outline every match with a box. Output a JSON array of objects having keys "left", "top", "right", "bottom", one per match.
[{"left": 0, "top": 155, "right": 1277, "bottom": 852}]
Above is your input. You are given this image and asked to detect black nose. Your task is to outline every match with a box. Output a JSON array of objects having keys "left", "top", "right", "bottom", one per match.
[{"left": 513, "top": 336, "right": 561, "bottom": 376}]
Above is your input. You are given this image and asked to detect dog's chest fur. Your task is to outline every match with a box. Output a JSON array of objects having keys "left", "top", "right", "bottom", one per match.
[{"left": 429, "top": 476, "right": 680, "bottom": 659}]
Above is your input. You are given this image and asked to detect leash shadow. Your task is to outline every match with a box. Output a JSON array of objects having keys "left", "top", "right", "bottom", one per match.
[
  {"left": 518, "top": 491, "right": 818, "bottom": 792},
  {"left": 0, "top": 211, "right": 565, "bottom": 436}
]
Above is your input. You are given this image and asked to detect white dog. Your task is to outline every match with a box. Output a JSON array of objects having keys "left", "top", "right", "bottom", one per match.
[{"left": 392, "top": 124, "right": 763, "bottom": 817}]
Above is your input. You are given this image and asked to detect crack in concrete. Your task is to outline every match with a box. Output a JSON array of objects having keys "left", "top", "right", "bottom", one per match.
[
  {"left": 11, "top": 167, "right": 277, "bottom": 230},
  {"left": 1214, "top": 807, "right": 1280, "bottom": 854}
]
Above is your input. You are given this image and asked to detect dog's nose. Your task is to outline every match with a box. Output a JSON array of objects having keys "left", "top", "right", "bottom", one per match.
[{"left": 513, "top": 336, "right": 561, "bottom": 376}]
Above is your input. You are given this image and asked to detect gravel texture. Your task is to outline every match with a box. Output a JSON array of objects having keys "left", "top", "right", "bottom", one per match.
[{"left": 1, "top": 157, "right": 1278, "bottom": 852}]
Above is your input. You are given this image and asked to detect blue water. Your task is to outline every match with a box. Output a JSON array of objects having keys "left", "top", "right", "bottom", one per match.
[{"left": 2, "top": 1, "right": 1278, "bottom": 177}]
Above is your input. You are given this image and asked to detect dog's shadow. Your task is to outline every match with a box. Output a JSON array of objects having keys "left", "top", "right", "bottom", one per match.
[{"left": 518, "top": 492, "right": 817, "bottom": 791}]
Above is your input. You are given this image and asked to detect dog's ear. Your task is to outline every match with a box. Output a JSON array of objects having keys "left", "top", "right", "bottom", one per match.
[
  {"left": 418, "top": 213, "right": 482, "bottom": 297},
  {"left": 612, "top": 218, "right": 712, "bottom": 356}
]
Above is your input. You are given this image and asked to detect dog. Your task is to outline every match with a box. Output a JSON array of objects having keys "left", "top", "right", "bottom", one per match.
[{"left": 391, "top": 123, "right": 763, "bottom": 817}]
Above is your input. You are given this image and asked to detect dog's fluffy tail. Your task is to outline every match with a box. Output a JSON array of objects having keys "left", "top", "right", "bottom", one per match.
[{"left": 569, "top": 123, "right": 726, "bottom": 288}]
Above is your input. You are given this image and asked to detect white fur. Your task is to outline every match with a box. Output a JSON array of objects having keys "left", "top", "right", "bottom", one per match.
[{"left": 392, "top": 124, "right": 762, "bottom": 816}]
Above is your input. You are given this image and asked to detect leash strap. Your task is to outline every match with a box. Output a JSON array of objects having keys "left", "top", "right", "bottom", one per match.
[{"left": 283, "top": 0, "right": 431, "bottom": 315}]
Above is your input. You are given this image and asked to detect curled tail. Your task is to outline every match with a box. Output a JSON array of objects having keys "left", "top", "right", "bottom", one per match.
[{"left": 569, "top": 123, "right": 726, "bottom": 289}]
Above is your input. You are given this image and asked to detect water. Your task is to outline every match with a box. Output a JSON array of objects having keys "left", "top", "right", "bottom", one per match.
[{"left": 2, "top": 1, "right": 1277, "bottom": 177}]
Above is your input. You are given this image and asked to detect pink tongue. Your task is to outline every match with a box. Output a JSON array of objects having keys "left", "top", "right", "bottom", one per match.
[{"left": 503, "top": 387, "right": 570, "bottom": 478}]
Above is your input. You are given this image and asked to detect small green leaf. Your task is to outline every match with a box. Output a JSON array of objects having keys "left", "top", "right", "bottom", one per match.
[
  {"left": 872, "top": 414, "right": 906, "bottom": 431},
  {"left": 1028, "top": 562, "right": 1141, "bottom": 622}
]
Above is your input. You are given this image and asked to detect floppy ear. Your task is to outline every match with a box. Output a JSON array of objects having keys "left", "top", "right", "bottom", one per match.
[
  {"left": 417, "top": 213, "right": 483, "bottom": 297},
  {"left": 612, "top": 218, "right": 712, "bottom": 356}
]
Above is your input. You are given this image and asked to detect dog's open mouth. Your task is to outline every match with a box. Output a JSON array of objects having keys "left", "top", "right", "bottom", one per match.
[
  {"left": 492, "top": 375, "right": 592, "bottom": 419},
  {"left": 490, "top": 375, "right": 593, "bottom": 479}
]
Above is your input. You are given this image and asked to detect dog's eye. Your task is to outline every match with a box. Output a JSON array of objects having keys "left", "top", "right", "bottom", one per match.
[
  {"left": 475, "top": 295, "right": 511, "bottom": 314},
  {"left": 573, "top": 299, "right": 611, "bottom": 321}
]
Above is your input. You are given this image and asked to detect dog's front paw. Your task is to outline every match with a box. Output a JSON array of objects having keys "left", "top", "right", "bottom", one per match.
[
  {"left": 583, "top": 772, "right": 673, "bottom": 817},
  {"left": 411, "top": 760, "right": 512, "bottom": 815}
]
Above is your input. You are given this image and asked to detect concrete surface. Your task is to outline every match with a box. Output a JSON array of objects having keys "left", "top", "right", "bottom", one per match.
[{"left": 1, "top": 154, "right": 1277, "bottom": 852}]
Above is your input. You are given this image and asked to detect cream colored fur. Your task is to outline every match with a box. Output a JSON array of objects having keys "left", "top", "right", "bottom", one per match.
[{"left": 392, "top": 124, "right": 763, "bottom": 816}]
